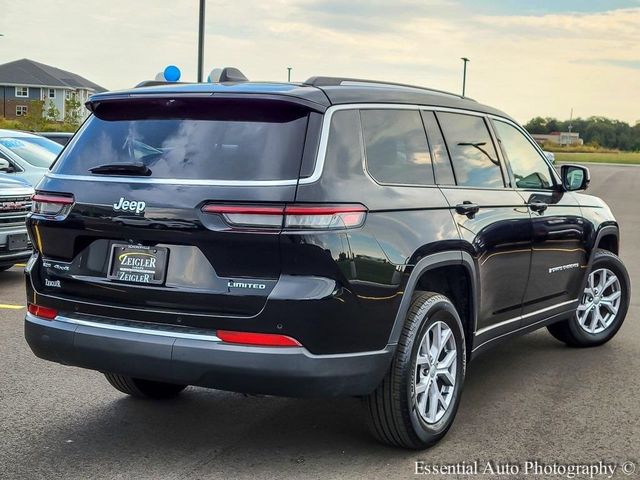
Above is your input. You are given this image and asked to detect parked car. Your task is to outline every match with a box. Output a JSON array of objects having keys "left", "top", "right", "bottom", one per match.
[
  {"left": 36, "top": 132, "right": 74, "bottom": 146},
  {"left": 0, "top": 174, "right": 33, "bottom": 271},
  {"left": 0, "top": 130, "right": 63, "bottom": 186},
  {"left": 24, "top": 72, "right": 630, "bottom": 449}
]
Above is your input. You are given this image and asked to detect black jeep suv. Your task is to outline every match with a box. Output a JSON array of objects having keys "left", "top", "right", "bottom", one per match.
[{"left": 24, "top": 74, "right": 630, "bottom": 449}]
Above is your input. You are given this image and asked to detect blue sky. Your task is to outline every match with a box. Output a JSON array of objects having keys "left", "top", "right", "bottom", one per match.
[
  {"left": 1, "top": 0, "right": 639, "bottom": 123},
  {"left": 461, "top": 0, "right": 640, "bottom": 14}
]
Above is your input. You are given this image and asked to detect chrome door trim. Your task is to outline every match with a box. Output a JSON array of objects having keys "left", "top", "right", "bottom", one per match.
[{"left": 474, "top": 299, "right": 578, "bottom": 336}]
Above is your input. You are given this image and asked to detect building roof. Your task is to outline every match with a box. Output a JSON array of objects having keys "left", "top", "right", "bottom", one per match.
[
  {"left": 89, "top": 78, "right": 511, "bottom": 120},
  {"left": 0, "top": 59, "right": 106, "bottom": 92}
]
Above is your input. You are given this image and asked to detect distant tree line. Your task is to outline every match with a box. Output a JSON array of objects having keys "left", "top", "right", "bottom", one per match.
[{"left": 524, "top": 116, "right": 640, "bottom": 151}]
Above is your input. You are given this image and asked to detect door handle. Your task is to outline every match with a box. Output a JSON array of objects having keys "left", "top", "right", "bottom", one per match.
[
  {"left": 455, "top": 201, "right": 480, "bottom": 217},
  {"left": 529, "top": 201, "right": 548, "bottom": 213}
]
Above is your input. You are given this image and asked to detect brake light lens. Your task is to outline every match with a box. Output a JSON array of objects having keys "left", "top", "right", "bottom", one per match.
[
  {"left": 217, "top": 330, "right": 301, "bottom": 347},
  {"left": 32, "top": 193, "right": 74, "bottom": 218},
  {"left": 284, "top": 205, "right": 366, "bottom": 229},
  {"left": 27, "top": 303, "right": 58, "bottom": 320},
  {"left": 202, "top": 205, "right": 284, "bottom": 228},
  {"left": 202, "top": 204, "right": 367, "bottom": 230}
]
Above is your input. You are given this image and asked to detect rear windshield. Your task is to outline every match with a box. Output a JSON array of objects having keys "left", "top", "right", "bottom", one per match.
[{"left": 52, "top": 98, "right": 310, "bottom": 181}]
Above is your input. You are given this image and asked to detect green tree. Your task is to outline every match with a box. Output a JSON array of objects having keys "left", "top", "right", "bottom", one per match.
[
  {"left": 45, "top": 100, "right": 60, "bottom": 122},
  {"left": 64, "top": 93, "right": 82, "bottom": 127},
  {"left": 20, "top": 100, "right": 46, "bottom": 131}
]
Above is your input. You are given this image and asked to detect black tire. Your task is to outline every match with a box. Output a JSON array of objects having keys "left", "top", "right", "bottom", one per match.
[
  {"left": 547, "top": 249, "right": 630, "bottom": 348},
  {"left": 363, "top": 292, "right": 466, "bottom": 449},
  {"left": 104, "top": 373, "right": 187, "bottom": 399}
]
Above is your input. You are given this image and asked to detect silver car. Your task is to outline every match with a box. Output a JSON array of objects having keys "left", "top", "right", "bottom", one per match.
[
  {"left": 0, "top": 130, "right": 63, "bottom": 186},
  {"left": 0, "top": 174, "right": 33, "bottom": 271}
]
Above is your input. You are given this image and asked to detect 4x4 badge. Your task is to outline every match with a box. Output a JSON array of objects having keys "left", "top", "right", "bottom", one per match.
[{"left": 113, "top": 197, "right": 146, "bottom": 214}]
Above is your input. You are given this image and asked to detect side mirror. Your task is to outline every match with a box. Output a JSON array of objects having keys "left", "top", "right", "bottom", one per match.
[
  {"left": 561, "top": 164, "right": 590, "bottom": 191},
  {"left": 0, "top": 158, "right": 12, "bottom": 173}
]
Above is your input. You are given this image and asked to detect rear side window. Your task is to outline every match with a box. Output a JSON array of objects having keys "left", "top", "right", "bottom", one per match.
[
  {"left": 52, "top": 98, "right": 309, "bottom": 181},
  {"left": 436, "top": 112, "right": 504, "bottom": 188},
  {"left": 360, "top": 109, "right": 434, "bottom": 186}
]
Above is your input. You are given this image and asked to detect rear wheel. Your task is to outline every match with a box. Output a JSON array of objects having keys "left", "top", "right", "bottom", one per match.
[
  {"left": 363, "top": 292, "right": 466, "bottom": 449},
  {"left": 547, "top": 249, "right": 630, "bottom": 347},
  {"left": 104, "top": 373, "right": 187, "bottom": 399}
]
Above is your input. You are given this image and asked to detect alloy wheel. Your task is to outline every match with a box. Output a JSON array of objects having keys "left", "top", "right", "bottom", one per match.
[
  {"left": 413, "top": 321, "right": 457, "bottom": 424},
  {"left": 577, "top": 268, "right": 621, "bottom": 334}
]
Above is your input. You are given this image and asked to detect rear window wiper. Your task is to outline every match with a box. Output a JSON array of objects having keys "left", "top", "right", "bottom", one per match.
[{"left": 89, "top": 163, "right": 152, "bottom": 176}]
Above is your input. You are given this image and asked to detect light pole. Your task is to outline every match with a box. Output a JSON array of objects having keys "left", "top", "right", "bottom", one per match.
[
  {"left": 197, "top": 0, "right": 206, "bottom": 82},
  {"left": 287, "top": 67, "right": 292, "bottom": 82},
  {"left": 461, "top": 57, "right": 469, "bottom": 97}
]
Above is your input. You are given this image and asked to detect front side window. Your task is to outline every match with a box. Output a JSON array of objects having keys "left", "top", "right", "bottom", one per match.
[
  {"left": 436, "top": 112, "right": 503, "bottom": 188},
  {"left": 16, "top": 105, "right": 28, "bottom": 116},
  {"left": 493, "top": 120, "right": 554, "bottom": 190},
  {"left": 360, "top": 109, "right": 434, "bottom": 186},
  {"left": 15, "top": 86, "right": 29, "bottom": 97}
]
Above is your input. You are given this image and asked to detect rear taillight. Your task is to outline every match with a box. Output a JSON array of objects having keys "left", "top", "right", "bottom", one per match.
[
  {"left": 284, "top": 205, "right": 367, "bottom": 229},
  {"left": 202, "top": 205, "right": 285, "bottom": 228},
  {"left": 31, "top": 193, "right": 74, "bottom": 219},
  {"left": 217, "top": 330, "right": 301, "bottom": 347},
  {"left": 27, "top": 303, "right": 58, "bottom": 320},
  {"left": 202, "top": 204, "right": 367, "bottom": 230}
]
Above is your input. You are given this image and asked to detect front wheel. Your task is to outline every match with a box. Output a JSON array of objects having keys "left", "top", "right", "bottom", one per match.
[
  {"left": 363, "top": 292, "right": 466, "bottom": 449},
  {"left": 547, "top": 249, "right": 630, "bottom": 347}
]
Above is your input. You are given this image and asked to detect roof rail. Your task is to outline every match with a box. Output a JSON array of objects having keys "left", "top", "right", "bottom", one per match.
[{"left": 304, "top": 76, "right": 473, "bottom": 100}]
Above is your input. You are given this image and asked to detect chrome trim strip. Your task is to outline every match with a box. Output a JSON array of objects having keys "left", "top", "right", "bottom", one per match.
[
  {"left": 298, "top": 103, "right": 497, "bottom": 186},
  {"left": 45, "top": 173, "right": 298, "bottom": 187},
  {"left": 475, "top": 299, "right": 578, "bottom": 336},
  {"left": 47, "top": 103, "right": 510, "bottom": 187},
  {"left": 50, "top": 314, "right": 221, "bottom": 341}
]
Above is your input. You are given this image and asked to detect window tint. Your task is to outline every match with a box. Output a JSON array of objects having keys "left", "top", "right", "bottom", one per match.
[
  {"left": 52, "top": 99, "right": 309, "bottom": 181},
  {"left": 421, "top": 111, "right": 455, "bottom": 185},
  {"left": 436, "top": 112, "right": 503, "bottom": 188},
  {"left": 493, "top": 120, "right": 554, "bottom": 190},
  {"left": 361, "top": 109, "right": 434, "bottom": 186}
]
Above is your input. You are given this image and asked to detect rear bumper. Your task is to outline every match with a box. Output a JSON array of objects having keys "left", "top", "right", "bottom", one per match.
[
  {"left": 0, "top": 249, "right": 31, "bottom": 267},
  {"left": 24, "top": 312, "right": 393, "bottom": 397},
  {"left": 0, "top": 227, "right": 32, "bottom": 267}
]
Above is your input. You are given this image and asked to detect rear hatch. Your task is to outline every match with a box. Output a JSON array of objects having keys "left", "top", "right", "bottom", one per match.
[{"left": 29, "top": 95, "right": 320, "bottom": 318}]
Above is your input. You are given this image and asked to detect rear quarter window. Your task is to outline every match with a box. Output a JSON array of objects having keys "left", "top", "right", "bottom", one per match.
[{"left": 360, "top": 109, "right": 434, "bottom": 186}]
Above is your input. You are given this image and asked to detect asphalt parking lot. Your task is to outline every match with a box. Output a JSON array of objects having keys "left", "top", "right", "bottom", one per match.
[{"left": 1, "top": 164, "right": 638, "bottom": 480}]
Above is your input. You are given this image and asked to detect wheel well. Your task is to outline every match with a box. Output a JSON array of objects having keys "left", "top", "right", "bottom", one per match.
[
  {"left": 597, "top": 234, "right": 618, "bottom": 255},
  {"left": 415, "top": 265, "right": 474, "bottom": 356}
]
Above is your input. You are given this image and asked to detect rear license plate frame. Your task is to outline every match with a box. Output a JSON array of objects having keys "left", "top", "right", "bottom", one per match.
[{"left": 108, "top": 244, "right": 168, "bottom": 285}]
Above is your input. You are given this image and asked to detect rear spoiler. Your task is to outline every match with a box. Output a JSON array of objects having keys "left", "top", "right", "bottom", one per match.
[{"left": 86, "top": 92, "right": 328, "bottom": 117}]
